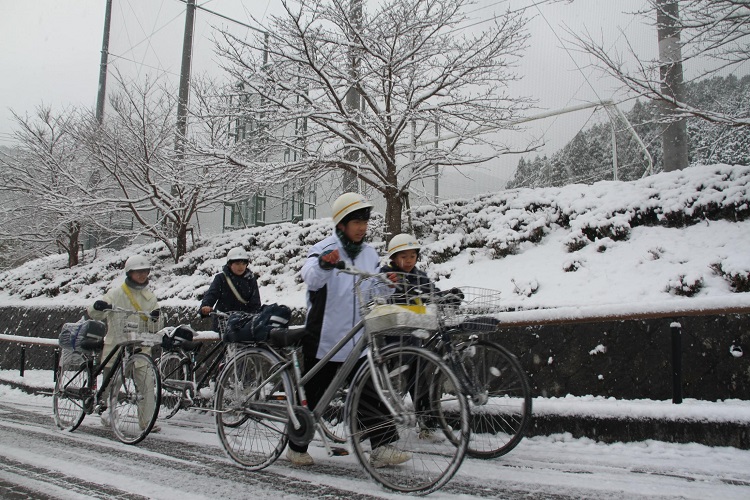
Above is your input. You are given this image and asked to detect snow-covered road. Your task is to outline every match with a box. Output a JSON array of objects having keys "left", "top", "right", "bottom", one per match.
[{"left": 1, "top": 387, "right": 749, "bottom": 499}]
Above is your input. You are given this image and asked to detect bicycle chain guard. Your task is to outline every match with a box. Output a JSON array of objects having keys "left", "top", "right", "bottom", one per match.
[{"left": 287, "top": 406, "right": 316, "bottom": 447}]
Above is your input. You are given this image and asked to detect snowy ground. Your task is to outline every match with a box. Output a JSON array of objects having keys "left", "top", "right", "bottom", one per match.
[{"left": 0, "top": 381, "right": 749, "bottom": 499}]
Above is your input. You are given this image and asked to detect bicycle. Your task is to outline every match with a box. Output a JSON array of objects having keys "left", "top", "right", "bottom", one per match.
[
  {"left": 213, "top": 264, "right": 471, "bottom": 495},
  {"left": 426, "top": 287, "right": 532, "bottom": 459},
  {"left": 157, "top": 311, "right": 230, "bottom": 420},
  {"left": 322, "top": 278, "right": 532, "bottom": 459},
  {"left": 53, "top": 306, "right": 162, "bottom": 445}
]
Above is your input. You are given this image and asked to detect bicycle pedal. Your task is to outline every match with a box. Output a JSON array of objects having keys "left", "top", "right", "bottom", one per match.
[{"left": 330, "top": 447, "right": 349, "bottom": 456}]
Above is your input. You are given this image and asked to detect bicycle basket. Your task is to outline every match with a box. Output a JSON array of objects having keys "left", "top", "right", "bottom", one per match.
[
  {"left": 58, "top": 318, "right": 105, "bottom": 352},
  {"left": 439, "top": 287, "right": 503, "bottom": 330},
  {"left": 364, "top": 304, "right": 439, "bottom": 336}
]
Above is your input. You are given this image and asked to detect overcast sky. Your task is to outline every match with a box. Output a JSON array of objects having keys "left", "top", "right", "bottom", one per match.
[{"left": 0, "top": 0, "right": 659, "bottom": 190}]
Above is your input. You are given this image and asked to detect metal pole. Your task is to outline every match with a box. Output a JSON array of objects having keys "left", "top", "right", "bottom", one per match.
[
  {"left": 95, "top": 0, "right": 113, "bottom": 124},
  {"left": 657, "top": 0, "right": 689, "bottom": 172},
  {"left": 670, "top": 321, "right": 683, "bottom": 404},
  {"left": 342, "top": 0, "right": 362, "bottom": 193},
  {"left": 175, "top": 0, "right": 196, "bottom": 158},
  {"left": 19, "top": 344, "right": 26, "bottom": 377}
]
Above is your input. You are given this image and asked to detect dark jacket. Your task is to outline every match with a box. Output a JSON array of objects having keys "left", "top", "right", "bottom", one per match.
[
  {"left": 379, "top": 264, "right": 438, "bottom": 305},
  {"left": 201, "top": 264, "right": 262, "bottom": 316}
]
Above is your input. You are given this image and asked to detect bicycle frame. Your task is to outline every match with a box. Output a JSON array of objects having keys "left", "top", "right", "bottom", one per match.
[
  {"left": 61, "top": 340, "right": 142, "bottom": 413},
  {"left": 161, "top": 341, "right": 226, "bottom": 399}
]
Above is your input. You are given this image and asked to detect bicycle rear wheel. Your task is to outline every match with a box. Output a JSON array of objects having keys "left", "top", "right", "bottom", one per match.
[
  {"left": 451, "top": 340, "right": 532, "bottom": 458},
  {"left": 110, "top": 352, "right": 161, "bottom": 445},
  {"left": 214, "top": 348, "right": 290, "bottom": 470},
  {"left": 320, "top": 386, "right": 348, "bottom": 444},
  {"left": 347, "top": 345, "right": 469, "bottom": 495},
  {"left": 53, "top": 355, "right": 89, "bottom": 432},
  {"left": 158, "top": 351, "right": 190, "bottom": 419}
]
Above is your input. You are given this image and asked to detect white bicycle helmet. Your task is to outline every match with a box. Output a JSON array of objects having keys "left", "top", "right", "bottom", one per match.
[
  {"left": 124, "top": 255, "right": 151, "bottom": 273},
  {"left": 331, "top": 192, "right": 373, "bottom": 225},
  {"left": 386, "top": 233, "right": 422, "bottom": 259},
  {"left": 226, "top": 247, "right": 250, "bottom": 263}
]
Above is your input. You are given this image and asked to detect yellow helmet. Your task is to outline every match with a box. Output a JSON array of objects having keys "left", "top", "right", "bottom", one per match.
[
  {"left": 386, "top": 233, "right": 421, "bottom": 259},
  {"left": 331, "top": 192, "right": 373, "bottom": 225}
]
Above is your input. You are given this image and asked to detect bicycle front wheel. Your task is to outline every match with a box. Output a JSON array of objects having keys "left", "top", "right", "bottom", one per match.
[
  {"left": 110, "top": 352, "right": 161, "bottom": 445},
  {"left": 214, "top": 348, "right": 291, "bottom": 470},
  {"left": 158, "top": 351, "right": 190, "bottom": 419},
  {"left": 53, "top": 354, "right": 90, "bottom": 432},
  {"left": 347, "top": 345, "right": 470, "bottom": 495},
  {"left": 320, "top": 386, "right": 348, "bottom": 444},
  {"left": 453, "top": 340, "right": 532, "bottom": 458}
]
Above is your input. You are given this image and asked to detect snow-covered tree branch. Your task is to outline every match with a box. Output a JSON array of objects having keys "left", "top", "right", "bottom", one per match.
[
  {"left": 214, "top": 0, "right": 536, "bottom": 235},
  {"left": 570, "top": 0, "right": 750, "bottom": 128}
]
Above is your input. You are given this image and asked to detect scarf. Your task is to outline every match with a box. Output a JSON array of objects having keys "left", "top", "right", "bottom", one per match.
[{"left": 336, "top": 228, "right": 364, "bottom": 261}]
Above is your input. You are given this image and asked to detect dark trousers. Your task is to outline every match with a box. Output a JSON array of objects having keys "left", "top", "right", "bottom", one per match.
[{"left": 288, "top": 355, "right": 398, "bottom": 453}]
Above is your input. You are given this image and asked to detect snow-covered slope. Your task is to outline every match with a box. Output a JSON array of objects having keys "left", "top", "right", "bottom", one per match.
[{"left": 1, "top": 164, "right": 749, "bottom": 318}]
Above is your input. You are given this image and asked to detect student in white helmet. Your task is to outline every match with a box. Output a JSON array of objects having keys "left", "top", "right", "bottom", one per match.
[
  {"left": 199, "top": 247, "right": 262, "bottom": 330},
  {"left": 381, "top": 233, "right": 463, "bottom": 306},
  {"left": 287, "top": 192, "right": 411, "bottom": 468},
  {"left": 88, "top": 254, "right": 163, "bottom": 431}
]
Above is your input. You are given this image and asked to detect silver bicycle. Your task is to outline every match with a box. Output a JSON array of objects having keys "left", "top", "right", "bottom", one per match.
[{"left": 213, "top": 264, "right": 471, "bottom": 495}]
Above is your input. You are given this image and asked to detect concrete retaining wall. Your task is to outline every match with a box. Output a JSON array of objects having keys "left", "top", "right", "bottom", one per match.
[{"left": 1, "top": 305, "right": 748, "bottom": 402}]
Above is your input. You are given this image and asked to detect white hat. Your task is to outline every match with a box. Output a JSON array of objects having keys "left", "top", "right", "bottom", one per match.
[
  {"left": 331, "top": 192, "right": 373, "bottom": 225},
  {"left": 124, "top": 255, "right": 151, "bottom": 273},
  {"left": 386, "top": 233, "right": 421, "bottom": 259},
  {"left": 226, "top": 247, "right": 250, "bottom": 263}
]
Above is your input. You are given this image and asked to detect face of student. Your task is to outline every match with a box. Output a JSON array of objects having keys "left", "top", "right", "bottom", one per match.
[
  {"left": 392, "top": 249, "right": 418, "bottom": 273},
  {"left": 339, "top": 219, "right": 369, "bottom": 243},
  {"left": 129, "top": 269, "right": 150, "bottom": 285},
  {"left": 229, "top": 260, "right": 249, "bottom": 276}
]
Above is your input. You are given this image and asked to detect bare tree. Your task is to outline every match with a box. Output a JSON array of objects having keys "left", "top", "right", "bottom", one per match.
[
  {"left": 215, "top": 0, "right": 534, "bottom": 235},
  {"left": 77, "top": 73, "right": 265, "bottom": 262},
  {"left": 571, "top": 0, "right": 750, "bottom": 128},
  {"left": 0, "top": 106, "right": 107, "bottom": 268}
]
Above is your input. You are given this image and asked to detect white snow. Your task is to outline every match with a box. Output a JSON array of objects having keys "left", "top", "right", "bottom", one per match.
[{"left": 1, "top": 164, "right": 750, "bottom": 497}]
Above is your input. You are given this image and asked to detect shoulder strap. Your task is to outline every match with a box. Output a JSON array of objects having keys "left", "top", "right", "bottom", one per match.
[
  {"left": 121, "top": 283, "right": 148, "bottom": 321},
  {"left": 223, "top": 272, "right": 248, "bottom": 305}
]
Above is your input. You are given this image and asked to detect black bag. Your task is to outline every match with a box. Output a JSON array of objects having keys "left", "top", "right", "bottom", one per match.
[
  {"left": 58, "top": 318, "right": 106, "bottom": 352},
  {"left": 161, "top": 325, "right": 195, "bottom": 349},
  {"left": 224, "top": 304, "right": 292, "bottom": 343}
]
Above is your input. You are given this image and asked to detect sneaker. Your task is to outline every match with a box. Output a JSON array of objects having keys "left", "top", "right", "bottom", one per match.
[
  {"left": 100, "top": 412, "right": 111, "bottom": 428},
  {"left": 370, "top": 445, "right": 412, "bottom": 468},
  {"left": 286, "top": 449, "right": 314, "bottom": 466}
]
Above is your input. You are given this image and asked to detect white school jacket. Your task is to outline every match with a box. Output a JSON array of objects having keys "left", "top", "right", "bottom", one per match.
[{"left": 300, "top": 233, "right": 381, "bottom": 362}]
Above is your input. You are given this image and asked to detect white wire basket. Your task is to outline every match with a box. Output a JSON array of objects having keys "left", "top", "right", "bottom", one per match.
[
  {"left": 438, "top": 286, "right": 503, "bottom": 330},
  {"left": 355, "top": 272, "right": 440, "bottom": 336}
]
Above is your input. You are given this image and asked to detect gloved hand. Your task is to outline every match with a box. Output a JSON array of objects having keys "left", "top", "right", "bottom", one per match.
[
  {"left": 93, "top": 300, "right": 112, "bottom": 311},
  {"left": 199, "top": 305, "right": 212, "bottom": 317},
  {"left": 318, "top": 249, "right": 340, "bottom": 270},
  {"left": 149, "top": 309, "right": 161, "bottom": 320}
]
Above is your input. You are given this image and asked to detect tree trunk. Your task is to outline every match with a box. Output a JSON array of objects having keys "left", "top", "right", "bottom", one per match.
[
  {"left": 175, "top": 223, "right": 187, "bottom": 263},
  {"left": 384, "top": 191, "right": 403, "bottom": 240},
  {"left": 67, "top": 222, "right": 81, "bottom": 268}
]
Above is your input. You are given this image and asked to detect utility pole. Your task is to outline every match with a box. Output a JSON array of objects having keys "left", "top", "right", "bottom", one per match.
[
  {"left": 342, "top": 0, "right": 362, "bottom": 193},
  {"left": 175, "top": 0, "right": 196, "bottom": 157},
  {"left": 656, "top": 0, "right": 689, "bottom": 172},
  {"left": 95, "top": 0, "right": 113, "bottom": 124}
]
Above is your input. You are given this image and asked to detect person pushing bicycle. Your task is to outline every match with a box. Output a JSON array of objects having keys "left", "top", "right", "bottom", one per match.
[
  {"left": 87, "top": 254, "right": 163, "bottom": 431},
  {"left": 199, "top": 247, "right": 262, "bottom": 331},
  {"left": 288, "top": 192, "right": 412, "bottom": 468}
]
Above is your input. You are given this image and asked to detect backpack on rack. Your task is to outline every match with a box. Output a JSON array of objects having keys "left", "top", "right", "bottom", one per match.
[
  {"left": 224, "top": 303, "right": 292, "bottom": 343},
  {"left": 58, "top": 318, "right": 106, "bottom": 353}
]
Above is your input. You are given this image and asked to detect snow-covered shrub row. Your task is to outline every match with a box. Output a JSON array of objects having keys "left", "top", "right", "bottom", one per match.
[
  {"left": 0, "top": 164, "right": 748, "bottom": 306},
  {"left": 413, "top": 164, "right": 750, "bottom": 265}
]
